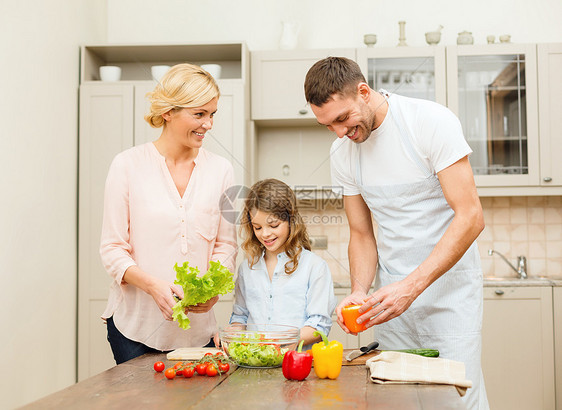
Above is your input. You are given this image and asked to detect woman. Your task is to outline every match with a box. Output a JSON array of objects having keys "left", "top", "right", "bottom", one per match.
[{"left": 100, "top": 63, "right": 238, "bottom": 364}]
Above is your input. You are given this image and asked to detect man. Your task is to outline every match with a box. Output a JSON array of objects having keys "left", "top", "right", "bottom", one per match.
[{"left": 304, "top": 57, "right": 488, "bottom": 410}]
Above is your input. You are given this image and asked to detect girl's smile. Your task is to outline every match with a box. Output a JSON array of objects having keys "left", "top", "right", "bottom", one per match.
[{"left": 250, "top": 209, "right": 290, "bottom": 257}]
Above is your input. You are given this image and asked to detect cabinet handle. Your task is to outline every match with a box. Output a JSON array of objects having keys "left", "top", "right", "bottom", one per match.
[
  {"left": 298, "top": 109, "right": 308, "bottom": 115},
  {"left": 495, "top": 289, "right": 504, "bottom": 295},
  {"left": 543, "top": 177, "right": 552, "bottom": 182}
]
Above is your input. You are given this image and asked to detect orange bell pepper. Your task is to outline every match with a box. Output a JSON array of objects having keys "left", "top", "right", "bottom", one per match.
[{"left": 341, "top": 304, "right": 368, "bottom": 333}]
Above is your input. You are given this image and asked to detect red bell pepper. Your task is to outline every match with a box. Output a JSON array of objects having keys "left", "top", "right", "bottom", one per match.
[{"left": 282, "top": 340, "right": 312, "bottom": 381}]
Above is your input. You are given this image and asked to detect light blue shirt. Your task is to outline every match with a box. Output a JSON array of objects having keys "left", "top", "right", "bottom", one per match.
[{"left": 230, "top": 249, "right": 336, "bottom": 339}]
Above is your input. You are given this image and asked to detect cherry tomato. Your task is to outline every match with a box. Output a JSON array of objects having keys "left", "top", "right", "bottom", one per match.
[
  {"left": 206, "top": 364, "right": 218, "bottom": 377},
  {"left": 173, "top": 361, "right": 184, "bottom": 369},
  {"left": 183, "top": 366, "right": 195, "bottom": 378},
  {"left": 195, "top": 363, "right": 208, "bottom": 375},
  {"left": 214, "top": 352, "right": 224, "bottom": 358},
  {"left": 153, "top": 361, "right": 165, "bottom": 372},
  {"left": 164, "top": 368, "right": 176, "bottom": 379},
  {"left": 204, "top": 352, "right": 214, "bottom": 357},
  {"left": 218, "top": 362, "right": 230, "bottom": 373}
]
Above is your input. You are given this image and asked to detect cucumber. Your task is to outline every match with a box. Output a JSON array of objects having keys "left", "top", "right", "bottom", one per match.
[{"left": 385, "top": 349, "right": 440, "bottom": 357}]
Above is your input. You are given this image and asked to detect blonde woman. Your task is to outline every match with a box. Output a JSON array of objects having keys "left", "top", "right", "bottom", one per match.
[{"left": 100, "top": 64, "right": 237, "bottom": 364}]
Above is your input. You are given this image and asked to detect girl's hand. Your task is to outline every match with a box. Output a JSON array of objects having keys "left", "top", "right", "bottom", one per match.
[
  {"left": 147, "top": 279, "right": 183, "bottom": 321},
  {"left": 187, "top": 295, "right": 219, "bottom": 313},
  {"left": 336, "top": 291, "right": 369, "bottom": 334}
]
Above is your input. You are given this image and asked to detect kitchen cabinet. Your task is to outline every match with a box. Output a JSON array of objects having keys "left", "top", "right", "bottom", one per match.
[
  {"left": 250, "top": 48, "right": 355, "bottom": 191},
  {"left": 256, "top": 125, "right": 334, "bottom": 189},
  {"left": 537, "top": 43, "right": 562, "bottom": 187},
  {"left": 356, "top": 46, "right": 447, "bottom": 106},
  {"left": 482, "top": 286, "right": 555, "bottom": 410},
  {"left": 251, "top": 48, "right": 356, "bottom": 123},
  {"left": 554, "top": 287, "right": 562, "bottom": 410},
  {"left": 77, "top": 43, "right": 249, "bottom": 380},
  {"left": 446, "top": 44, "right": 540, "bottom": 188}
]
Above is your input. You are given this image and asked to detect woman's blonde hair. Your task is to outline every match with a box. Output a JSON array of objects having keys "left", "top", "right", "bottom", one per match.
[
  {"left": 144, "top": 63, "right": 220, "bottom": 128},
  {"left": 240, "top": 179, "right": 311, "bottom": 274}
]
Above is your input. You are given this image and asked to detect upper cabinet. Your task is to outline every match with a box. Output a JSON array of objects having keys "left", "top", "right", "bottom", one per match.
[
  {"left": 446, "top": 44, "right": 539, "bottom": 188},
  {"left": 251, "top": 48, "right": 356, "bottom": 123},
  {"left": 356, "top": 46, "right": 447, "bottom": 106},
  {"left": 537, "top": 43, "right": 562, "bottom": 187}
]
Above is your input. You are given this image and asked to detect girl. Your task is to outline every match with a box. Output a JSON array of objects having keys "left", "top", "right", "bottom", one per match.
[
  {"left": 230, "top": 179, "right": 336, "bottom": 346},
  {"left": 100, "top": 63, "right": 237, "bottom": 364}
]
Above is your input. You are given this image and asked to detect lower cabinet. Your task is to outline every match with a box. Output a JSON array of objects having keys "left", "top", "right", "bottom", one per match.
[
  {"left": 482, "top": 286, "right": 555, "bottom": 410},
  {"left": 554, "top": 287, "right": 562, "bottom": 410}
]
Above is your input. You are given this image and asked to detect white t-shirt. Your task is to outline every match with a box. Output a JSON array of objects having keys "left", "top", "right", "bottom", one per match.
[{"left": 331, "top": 93, "right": 472, "bottom": 195}]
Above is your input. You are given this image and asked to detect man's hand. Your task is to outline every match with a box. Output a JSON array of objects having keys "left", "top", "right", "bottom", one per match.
[
  {"left": 357, "top": 279, "right": 420, "bottom": 328},
  {"left": 336, "top": 290, "right": 369, "bottom": 334}
]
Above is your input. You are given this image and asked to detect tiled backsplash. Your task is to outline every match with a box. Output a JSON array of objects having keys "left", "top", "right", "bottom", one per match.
[{"left": 301, "top": 196, "right": 562, "bottom": 285}]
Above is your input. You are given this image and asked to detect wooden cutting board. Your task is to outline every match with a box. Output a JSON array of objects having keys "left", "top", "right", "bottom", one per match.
[
  {"left": 341, "top": 349, "right": 381, "bottom": 366},
  {"left": 166, "top": 347, "right": 222, "bottom": 361}
]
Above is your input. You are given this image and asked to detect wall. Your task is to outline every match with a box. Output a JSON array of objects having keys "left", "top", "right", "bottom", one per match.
[
  {"left": 106, "top": 0, "right": 562, "bottom": 49},
  {"left": 303, "top": 196, "right": 562, "bottom": 286},
  {"left": 0, "top": 1, "right": 106, "bottom": 408}
]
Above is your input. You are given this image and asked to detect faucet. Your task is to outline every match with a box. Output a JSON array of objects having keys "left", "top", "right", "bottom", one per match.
[{"left": 488, "top": 249, "right": 527, "bottom": 279}]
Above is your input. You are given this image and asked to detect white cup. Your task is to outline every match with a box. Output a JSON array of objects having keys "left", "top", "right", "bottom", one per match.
[
  {"left": 201, "top": 64, "right": 222, "bottom": 79},
  {"left": 99, "top": 66, "right": 121, "bottom": 82},
  {"left": 151, "top": 65, "right": 170, "bottom": 82}
]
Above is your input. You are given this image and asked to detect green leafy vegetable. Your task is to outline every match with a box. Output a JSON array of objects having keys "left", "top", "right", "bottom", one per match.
[
  {"left": 227, "top": 339, "right": 288, "bottom": 367},
  {"left": 172, "top": 260, "right": 235, "bottom": 329}
]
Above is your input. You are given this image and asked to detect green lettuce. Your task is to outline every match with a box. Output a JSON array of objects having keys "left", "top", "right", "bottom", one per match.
[
  {"left": 172, "top": 260, "right": 234, "bottom": 329},
  {"left": 228, "top": 340, "right": 287, "bottom": 367}
]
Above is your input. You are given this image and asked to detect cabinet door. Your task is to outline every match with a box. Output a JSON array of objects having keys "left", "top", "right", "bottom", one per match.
[
  {"left": 257, "top": 125, "right": 333, "bottom": 189},
  {"left": 208, "top": 80, "right": 246, "bottom": 185},
  {"left": 356, "top": 46, "right": 447, "bottom": 106},
  {"left": 446, "top": 44, "right": 540, "bottom": 186},
  {"left": 214, "top": 293, "right": 234, "bottom": 330},
  {"left": 78, "top": 84, "right": 134, "bottom": 380},
  {"left": 482, "top": 286, "right": 555, "bottom": 410},
  {"left": 251, "top": 49, "right": 356, "bottom": 121},
  {"left": 554, "top": 287, "right": 562, "bottom": 410},
  {"left": 537, "top": 43, "right": 562, "bottom": 186},
  {"left": 133, "top": 82, "right": 161, "bottom": 146}
]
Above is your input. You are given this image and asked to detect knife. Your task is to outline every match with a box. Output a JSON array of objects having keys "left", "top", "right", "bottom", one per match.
[{"left": 345, "top": 341, "right": 380, "bottom": 362}]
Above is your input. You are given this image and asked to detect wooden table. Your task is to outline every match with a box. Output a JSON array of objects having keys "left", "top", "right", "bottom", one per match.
[{"left": 24, "top": 353, "right": 466, "bottom": 409}]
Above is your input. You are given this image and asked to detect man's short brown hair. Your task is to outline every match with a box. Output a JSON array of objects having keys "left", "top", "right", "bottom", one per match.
[{"left": 304, "top": 56, "right": 366, "bottom": 107}]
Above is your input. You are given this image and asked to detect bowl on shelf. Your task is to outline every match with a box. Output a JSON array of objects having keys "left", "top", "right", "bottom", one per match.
[
  {"left": 499, "top": 34, "right": 511, "bottom": 43},
  {"left": 425, "top": 31, "right": 441, "bottom": 45},
  {"left": 457, "top": 31, "right": 474, "bottom": 45},
  {"left": 363, "top": 33, "right": 377, "bottom": 47},
  {"left": 151, "top": 65, "right": 170, "bottom": 82},
  {"left": 219, "top": 323, "right": 299, "bottom": 368},
  {"left": 201, "top": 64, "right": 222, "bottom": 79},
  {"left": 99, "top": 66, "right": 121, "bottom": 82}
]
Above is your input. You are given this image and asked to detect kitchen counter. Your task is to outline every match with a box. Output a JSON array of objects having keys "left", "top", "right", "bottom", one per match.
[
  {"left": 23, "top": 353, "right": 466, "bottom": 409},
  {"left": 333, "top": 278, "right": 562, "bottom": 289}
]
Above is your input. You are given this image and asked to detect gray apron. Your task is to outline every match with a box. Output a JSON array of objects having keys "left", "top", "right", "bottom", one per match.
[{"left": 355, "top": 91, "right": 489, "bottom": 410}]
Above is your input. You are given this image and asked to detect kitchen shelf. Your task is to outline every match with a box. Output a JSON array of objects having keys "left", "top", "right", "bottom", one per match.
[{"left": 80, "top": 42, "right": 248, "bottom": 83}]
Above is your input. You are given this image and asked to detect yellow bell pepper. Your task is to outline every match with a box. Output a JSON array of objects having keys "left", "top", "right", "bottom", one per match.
[{"left": 311, "top": 330, "right": 343, "bottom": 379}]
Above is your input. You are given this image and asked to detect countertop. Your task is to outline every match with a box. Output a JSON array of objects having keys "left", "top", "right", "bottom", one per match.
[
  {"left": 334, "top": 278, "right": 562, "bottom": 289},
  {"left": 23, "top": 353, "right": 466, "bottom": 409}
]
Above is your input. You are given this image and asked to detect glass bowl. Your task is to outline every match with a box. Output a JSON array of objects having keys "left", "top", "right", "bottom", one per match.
[{"left": 219, "top": 324, "right": 300, "bottom": 368}]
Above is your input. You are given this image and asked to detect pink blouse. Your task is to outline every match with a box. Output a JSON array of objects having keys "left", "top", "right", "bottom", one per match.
[{"left": 100, "top": 142, "right": 238, "bottom": 350}]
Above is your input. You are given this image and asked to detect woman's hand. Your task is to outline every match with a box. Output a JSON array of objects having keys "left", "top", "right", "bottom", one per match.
[
  {"left": 335, "top": 290, "right": 369, "bottom": 334},
  {"left": 186, "top": 295, "right": 219, "bottom": 313},
  {"left": 147, "top": 278, "right": 183, "bottom": 321}
]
